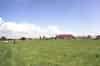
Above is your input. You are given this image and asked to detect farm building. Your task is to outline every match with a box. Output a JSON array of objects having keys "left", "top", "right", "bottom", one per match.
[
  {"left": 95, "top": 35, "right": 100, "bottom": 40},
  {"left": 56, "top": 34, "right": 75, "bottom": 40}
]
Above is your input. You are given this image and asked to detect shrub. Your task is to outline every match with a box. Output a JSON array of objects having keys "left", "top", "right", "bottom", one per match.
[
  {"left": 20, "top": 37, "right": 26, "bottom": 40},
  {"left": 0, "top": 36, "right": 7, "bottom": 40}
]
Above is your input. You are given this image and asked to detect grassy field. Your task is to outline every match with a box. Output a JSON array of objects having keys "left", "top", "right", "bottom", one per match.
[{"left": 0, "top": 40, "right": 100, "bottom": 66}]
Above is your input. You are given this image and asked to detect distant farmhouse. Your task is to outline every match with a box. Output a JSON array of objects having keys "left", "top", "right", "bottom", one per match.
[
  {"left": 95, "top": 35, "right": 100, "bottom": 40},
  {"left": 56, "top": 34, "right": 75, "bottom": 40}
]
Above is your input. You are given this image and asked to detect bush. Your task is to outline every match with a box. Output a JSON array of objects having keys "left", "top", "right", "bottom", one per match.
[
  {"left": 20, "top": 37, "right": 26, "bottom": 40},
  {"left": 0, "top": 36, "right": 7, "bottom": 40}
]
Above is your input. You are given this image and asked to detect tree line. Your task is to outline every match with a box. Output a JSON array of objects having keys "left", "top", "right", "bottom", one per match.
[{"left": 0, "top": 35, "right": 100, "bottom": 41}]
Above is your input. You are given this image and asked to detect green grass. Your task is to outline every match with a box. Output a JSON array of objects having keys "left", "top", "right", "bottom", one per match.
[
  {"left": 0, "top": 43, "right": 12, "bottom": 66},
  {"left": 0, "top": 40, "right": 100, "bottom": 66}
]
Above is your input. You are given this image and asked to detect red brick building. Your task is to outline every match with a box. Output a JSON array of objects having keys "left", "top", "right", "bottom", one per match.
[{"left": 56, "top": 34, "right": 74, "bottom": 40}]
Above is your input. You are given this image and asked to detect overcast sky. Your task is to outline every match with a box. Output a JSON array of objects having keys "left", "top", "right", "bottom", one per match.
[{"left": 0, "top": 0, "right": 100, "bottom": 38}]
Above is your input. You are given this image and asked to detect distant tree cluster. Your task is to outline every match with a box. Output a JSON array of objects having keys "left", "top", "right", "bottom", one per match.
[
  {"left": 19, "top": 37, "right": 32, "bottom": 40},
  {"left": 75, "top": 35, "right": 92, "bottom": 40},
  {"left": 39, "top": 36, "right": 56, "bottom": 40},
  {"left": 0, "top": 36, "right": 33, "bottom": 41},
  {"left": 0, "top": 36, "right": 7, "bottom": 40},
  {"left": 19, "top": 37, "right": 26, "bottom": 40}
]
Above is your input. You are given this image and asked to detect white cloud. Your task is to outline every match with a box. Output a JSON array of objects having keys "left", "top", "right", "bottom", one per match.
[{"left": 0, "top": 17, "right": 65, "bottom": 39}]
